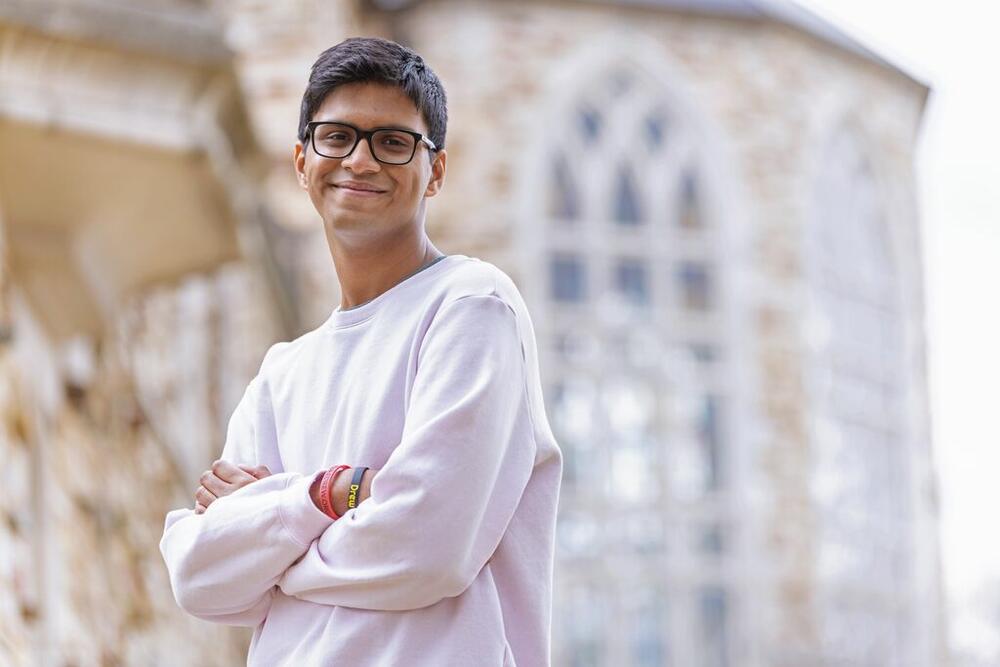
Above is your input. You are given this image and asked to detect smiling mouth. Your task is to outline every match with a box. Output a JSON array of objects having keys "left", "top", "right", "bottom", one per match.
[{"left": 333, "top": 184, "right": 386, "bottom": 194}]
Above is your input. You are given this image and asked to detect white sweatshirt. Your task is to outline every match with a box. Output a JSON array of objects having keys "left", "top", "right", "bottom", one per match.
[{"left": 159, "top": 254, "right": 563, "bottom": 666}]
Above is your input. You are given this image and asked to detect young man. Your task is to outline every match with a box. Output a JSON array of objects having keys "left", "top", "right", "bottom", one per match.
[{"left": 159, "top": 37, "right": 563, "bottom": 666}]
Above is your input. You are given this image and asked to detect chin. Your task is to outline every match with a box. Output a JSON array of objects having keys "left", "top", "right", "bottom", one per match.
[{"left": 325, "top": 208, "right": 379, "bottom": 229}]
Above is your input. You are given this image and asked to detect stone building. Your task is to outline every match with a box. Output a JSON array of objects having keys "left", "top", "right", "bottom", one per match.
[{"left": 0, "top": 0, "right": 947, "bottom": 665}]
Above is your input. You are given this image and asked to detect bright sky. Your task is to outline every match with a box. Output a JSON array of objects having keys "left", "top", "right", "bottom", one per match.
[{"left": 795, "top": 0, "right": 1000, "bottom": 656}]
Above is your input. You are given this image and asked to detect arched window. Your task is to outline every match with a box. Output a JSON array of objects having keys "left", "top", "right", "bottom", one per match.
[
  {"left": 806, "top": 127, "right": 913, "bottom": 665},
  {"left": 538, "top": 62, "right": 735, "bottom": 666},
  {"left": 613, "top": 163, "right": 643, "bottom": 224},
  {"left": 548, "top": 150, "right": 581, "bottom": 222}
]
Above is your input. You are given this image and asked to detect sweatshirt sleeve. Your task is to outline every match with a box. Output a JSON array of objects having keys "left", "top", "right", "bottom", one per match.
[
  {"left": 159, "top": 350, "right": 334, "bottom": 626},
  {"left": 277, "top": 294, "right": 538, "bottom": 611}
]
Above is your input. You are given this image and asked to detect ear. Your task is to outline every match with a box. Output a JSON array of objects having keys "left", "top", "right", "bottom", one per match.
[
  {"left": 423, "top": 148, "right": 447, "bottom": 198},
  {"left": 293, "top": 141, "right": 308, "bottom": 189}
]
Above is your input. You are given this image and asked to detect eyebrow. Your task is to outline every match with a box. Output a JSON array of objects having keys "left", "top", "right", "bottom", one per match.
[{"left": 320, "top": 119, "right": 422, "bottom": 134}]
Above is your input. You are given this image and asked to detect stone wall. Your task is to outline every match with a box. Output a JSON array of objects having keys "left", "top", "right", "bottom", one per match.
[{"left": 0, "top": 260, "right": 281, "bottom": 665}]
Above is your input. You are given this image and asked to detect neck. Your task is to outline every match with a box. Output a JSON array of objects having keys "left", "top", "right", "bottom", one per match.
[{"left": 328, "top": 227, "right": 443, "bottom": 310}]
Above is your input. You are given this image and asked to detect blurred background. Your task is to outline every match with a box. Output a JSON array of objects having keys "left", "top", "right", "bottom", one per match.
[{"left": 0, "top": 0, "right": 995, "bottom": 665}]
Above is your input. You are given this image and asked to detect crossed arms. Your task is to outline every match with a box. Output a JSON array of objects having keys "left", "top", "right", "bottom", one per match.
[
  {"left": 159, "top": 294, "right": 538, "bottom": 626},
  {"left": 192, "top": 460, "right": 374, "bottom": 519}
]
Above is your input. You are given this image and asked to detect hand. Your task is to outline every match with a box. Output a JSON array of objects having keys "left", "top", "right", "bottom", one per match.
[{"left": 194, "top": 460, "right": 272, "bottom": 514}]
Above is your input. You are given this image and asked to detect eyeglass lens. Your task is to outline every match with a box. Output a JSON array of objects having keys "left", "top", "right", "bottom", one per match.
[{"left": 313, "top": 123, "right": 416, "bottom": 164}]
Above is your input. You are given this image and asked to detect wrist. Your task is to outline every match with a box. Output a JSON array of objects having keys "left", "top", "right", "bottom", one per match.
[
  {"left": 333, "top": 466, "right": 372, "bottom": 517},
  {"left": 308, "top": 471, "right": 325, "bottom": 513},
  {"left": 332, "top": 467, "right": 350, "bottom": 518},
  {"left": 313, "top": 465, "right": 350, "bottom": 520}
]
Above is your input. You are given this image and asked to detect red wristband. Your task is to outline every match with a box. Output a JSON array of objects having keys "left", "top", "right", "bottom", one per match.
[{"left": 319, "top": 464, "right": 351, "bottom": 520}]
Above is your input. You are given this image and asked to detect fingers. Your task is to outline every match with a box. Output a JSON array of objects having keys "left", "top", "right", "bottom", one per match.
[
  {"left": 199, "top": 469, "right": 229, "bottom": 498},
  {"left": 194, "top": 485, "right": 216, "bottom": 508},
  {"left": 238, "top": 464, "right": 272, "bottom": 479},
  {"left": 211, "top": 459, "right": 258, "bottom": 485},
  {"left": 193, "top": 460, "right": 268, "bottom": 512},
  {"left": 199, "top": 460, "right": 256, "bottom": 497}
]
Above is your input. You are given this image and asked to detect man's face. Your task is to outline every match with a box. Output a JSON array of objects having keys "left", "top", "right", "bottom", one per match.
[{"left": 293, "top": 81, "right": 446, "bottom": 239}]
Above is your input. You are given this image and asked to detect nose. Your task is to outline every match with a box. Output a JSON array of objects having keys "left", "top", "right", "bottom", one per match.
[{"left": 342, "top": 136, "right": 381, "bottom": 174}]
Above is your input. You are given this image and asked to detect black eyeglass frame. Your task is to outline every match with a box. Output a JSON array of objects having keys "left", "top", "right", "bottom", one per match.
[{"left": 305, "top": 120, "right": 438, "bottom": 165}]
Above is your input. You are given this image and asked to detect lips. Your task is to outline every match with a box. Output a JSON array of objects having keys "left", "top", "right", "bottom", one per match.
[{"left": 334, "top": 182, "right": 387, "bottom": 193}]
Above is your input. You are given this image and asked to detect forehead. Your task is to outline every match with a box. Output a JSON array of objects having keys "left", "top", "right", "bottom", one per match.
[{"left": 313, "top": 82, "right": 426, "bottom": 132}]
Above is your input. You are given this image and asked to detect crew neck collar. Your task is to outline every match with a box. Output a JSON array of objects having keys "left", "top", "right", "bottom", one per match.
[{"left": 324, "top": 254, "right": 463, "bottom": 330}]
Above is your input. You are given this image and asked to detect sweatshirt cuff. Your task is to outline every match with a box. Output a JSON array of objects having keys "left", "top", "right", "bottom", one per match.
[{"left": 278, "top": 472, "right": 334, "bottom": 547}]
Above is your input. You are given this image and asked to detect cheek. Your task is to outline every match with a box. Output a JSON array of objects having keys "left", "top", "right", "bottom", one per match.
[
  {"left": 309, "top": 179, "right": 330, "bottom": 204},
  {"left": 307, "top": 169, "right": 334, "bottom": 198},
  {"left": 406, "top": 171, "right": 430, "bottom": 198}
]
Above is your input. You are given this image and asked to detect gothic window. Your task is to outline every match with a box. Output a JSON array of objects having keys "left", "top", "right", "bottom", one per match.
[
  {"left": 698, "top": 522, "right": 726, "bottom": 557},
  {"left": 679, "top": 167, "right": 702, "bottom": 229},
  {"left": 678, "top": 261, "right": 712, "bottom": 310},
  {"left": 549, "top": 253, "right": 587, "bottom": 303},
  {"left": 614, "top": 256, "right": 650, "bottom": 307},
  {"left": 699, "top": 586, "right": 730, "bottom": 667},
  {"left": 645, "top": 109, "right": 669, "bottom": 152},
  {"left": 613, "top": 163, "right": 643, "bottom": 224},
  {"left": 697, "top": 395, "right": 723, "bottom": 491},
  {"left": 631, "top": 588, "right": 668, "bottom": 666},
  {"left": 539, "top": 63, "right": 733, "bottom": 667},
  {"left": 577, "top": 103, "right": 602, "bottom": 146},
  {"left": 689, "top": 343, "right": 718, "bottom": 365},
  {"left": 807, "top": 127, "right": 911, "bottom": 664},
  {"left": 549, "top": 150, "right": 581, "bottom": 222}
]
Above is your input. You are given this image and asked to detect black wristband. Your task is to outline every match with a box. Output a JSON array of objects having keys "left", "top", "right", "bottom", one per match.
[{"left": 347, "top": 466, "right": 368, "bottom": 510}]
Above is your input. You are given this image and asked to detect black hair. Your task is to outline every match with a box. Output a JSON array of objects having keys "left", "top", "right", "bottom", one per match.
[{"left": 297, "top": 36, "right": 448, "bottom": 157}]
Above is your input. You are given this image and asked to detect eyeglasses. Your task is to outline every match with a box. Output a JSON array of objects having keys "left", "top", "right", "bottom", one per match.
[{"left": 306, "top": 121, "right": 438, "bottom": 165}]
